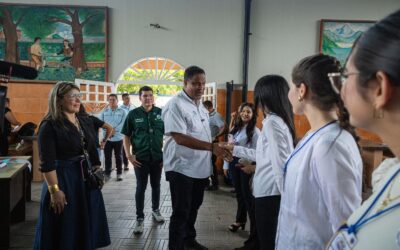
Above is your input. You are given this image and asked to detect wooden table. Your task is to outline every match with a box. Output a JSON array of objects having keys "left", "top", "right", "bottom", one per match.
[
  {"left": 359, "top": 139, "right": 389, "bottom": 191},
  {"left": 0, "top": 160, "right": 28, "bottom": 248}
]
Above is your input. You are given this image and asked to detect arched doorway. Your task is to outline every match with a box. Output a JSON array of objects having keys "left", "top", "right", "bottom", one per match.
[{"left": 116, "top": 57, "right": 185, "bottom": 107}]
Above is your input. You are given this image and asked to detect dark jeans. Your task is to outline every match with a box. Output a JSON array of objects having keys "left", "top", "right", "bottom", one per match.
[
  {"left": 104, "top": 140, "right": 123, "bottom": 175},
  {"left": 209, "top": 154, "right": 219, "bottom": 187},
  {"left": 134, "top": 160, "right": 162, "bottom": 219},
  {"left": 166, "top": 171, "right": 208, "bottom": 250},
  {"left": 122, "top": 148, "right": 128, "bottom": 167},
  {"left": 255, "top": 195, "right": 281, "bottom": 250},
  {"left": 230, "top": 157, "right": 251, "bottom": 224}
]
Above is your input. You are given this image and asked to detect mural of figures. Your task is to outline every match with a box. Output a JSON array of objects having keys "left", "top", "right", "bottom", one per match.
[{"left": 0, "top": 4, "right": 108, "bottom": 81}]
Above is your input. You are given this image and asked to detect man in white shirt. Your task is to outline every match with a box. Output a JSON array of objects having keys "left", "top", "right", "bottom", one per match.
[{"left": 162, "top": 66, "right": 231, "bottom": 250}]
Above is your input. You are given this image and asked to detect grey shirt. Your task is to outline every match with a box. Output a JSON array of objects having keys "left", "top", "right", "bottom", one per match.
[{"left": 208, "top": 110, "right": 225, "bottom": 140}]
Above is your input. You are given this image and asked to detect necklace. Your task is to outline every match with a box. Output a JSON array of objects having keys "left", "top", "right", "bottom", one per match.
[{"left": 377, "top": 174, "right": 400, "bottom": 212}]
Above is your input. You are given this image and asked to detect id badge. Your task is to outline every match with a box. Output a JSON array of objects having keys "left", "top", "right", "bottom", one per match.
[{"left": 327, "top": 230, "right": 358, "bottom": 250}]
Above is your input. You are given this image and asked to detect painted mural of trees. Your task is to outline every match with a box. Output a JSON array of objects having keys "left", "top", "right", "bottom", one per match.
[
  {"left": 0, "top": 6, "right": 27, "bottom": 63},
  {"left": 0, "top": 4, "right": 106, "bottom": 79},
  {"left": 48, "top": 8, "right": 104, "bottom": 73}
]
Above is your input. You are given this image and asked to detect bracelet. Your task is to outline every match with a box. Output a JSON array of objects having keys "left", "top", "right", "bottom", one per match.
[{"left": 48, "top": 184, "right": 60, "bottom": 195}]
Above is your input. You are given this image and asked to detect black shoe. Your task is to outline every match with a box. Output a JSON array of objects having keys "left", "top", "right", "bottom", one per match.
[
  {"left": 184, "top": 239, "right": 208, "bottom": 250},
  {"left": 205, "top": 185, "right": 219, "bottom": 191},
  {"left": 228, "top": 223, "right": 245, "bottom": 232},
  {"left": 124, "top": 165, "right": 129, "bottom": 171}
]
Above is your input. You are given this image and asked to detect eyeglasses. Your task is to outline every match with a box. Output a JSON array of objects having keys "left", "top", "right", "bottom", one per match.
[
  {"left": 65, "top": 93, "right": 83, "bottom": 99},
  {"left": 327, "top": 72, "right": 359, "bottom": 94}
]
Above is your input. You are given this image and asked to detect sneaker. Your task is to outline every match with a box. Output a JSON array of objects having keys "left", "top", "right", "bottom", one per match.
[
  {"left": 152, "top": 210, "right": 165, "bottom": 223},
  {"left": 116, "top": 174, "right": 123, "bottom": 181},
  {"left": 184, "top": 239, "right": 208, "bottom": 250},
  {"left": 133, "top": 219, "right": 144, "bottom": 234}
]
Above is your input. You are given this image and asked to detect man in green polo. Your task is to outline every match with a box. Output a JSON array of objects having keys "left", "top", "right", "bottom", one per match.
[{"left": 121, "top": 86, "right": 164, "bottom": 234}]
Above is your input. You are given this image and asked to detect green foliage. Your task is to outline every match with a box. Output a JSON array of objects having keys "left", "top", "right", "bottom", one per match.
[
  {"left": 84, "top": 43, "right": 105, "bottom": 61},
  {"left": 120, "top": 68, "right": 184, "bottom": 82},
  {"left": 117, "top": 84, "right": 183, "bottom": 96},
  {"left": 79, "top": 8, "right": 106, "bottom": 36},
  {"left": 19, "top": 7, "right": 61, "bottom": 40},
  {"left": 322, "top": 34, "right": 338, "bottom": 55}
]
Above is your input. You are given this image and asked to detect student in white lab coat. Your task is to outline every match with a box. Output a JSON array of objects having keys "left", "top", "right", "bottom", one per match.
[
  {"left": 225, "top": 75, "right": 296, "bottom": 250},
  {"left": 326, "top": 10, "right": 400, "bottom": 250},
  {"left": 275, "top": 54, "right": 363, "bottom": 250}
]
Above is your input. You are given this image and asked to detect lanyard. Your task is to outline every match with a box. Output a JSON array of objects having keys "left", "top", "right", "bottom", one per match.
[
  {"left": 340, "top": 167, "right": 400, "bottom": 235},
  {"left": 283, "top": 120, "right": 336, "bottom": 175}
]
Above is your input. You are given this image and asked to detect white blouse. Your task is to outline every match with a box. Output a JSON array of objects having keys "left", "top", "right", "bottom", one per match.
[
  {"left": 232, "top": 114, "right": 294, "bottom": 197},
  {"left": 223, "top": 125, "right": 260, "bottom": 169},
  {"left": 276, "top": 122, "right": 363, "bottom": 250},
  {"left": 328, "top": 158, "right": 400, "bottom": 250}
]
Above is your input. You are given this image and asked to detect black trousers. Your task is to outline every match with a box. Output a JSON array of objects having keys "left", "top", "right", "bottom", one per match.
[
  {"left": 166, "top": 171, "right": 208, "bottom": 250},
  {"left": 230, "top": 157, "right": 251, "bottom": 224},
  {"left": 255, "top": 195, "right": 281, "bottom": 250},
  {"left": 134, "top": 160, "right": 162, "bottom": 219},
  {"left": 104, "top": 140, "right": 123, "bottom": 175},
  {"left": 210, "top": 154, "right": 219, "bottom": 187},
  {"left": 122, "top": 148, "right": 128, "bottom": 167}
]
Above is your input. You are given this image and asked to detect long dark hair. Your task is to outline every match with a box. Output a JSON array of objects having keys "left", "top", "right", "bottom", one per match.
[
  {"left": 254, "top": 75, "right": 296, "bottom": 145},
  {"left": 230, "top": 102, "right": 257, "bottom": 145},
  {"left": 351, "top": 10, "right": 400, "bottom": 92},
  {"left": 292, "top": 54, "right": 358, "bottom": 140}
]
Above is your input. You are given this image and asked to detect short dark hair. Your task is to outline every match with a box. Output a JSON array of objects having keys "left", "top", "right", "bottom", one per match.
[
  {"left": 184, "top": 66, "right": 205, "bottom": 81},
  {"left": 108, "top": 94, "right": 118, "bottom": 100},
  {"left": 121, "top": 93, "right": 130, "bottom": 98},
  {"left": 203, "top": 100, "right": 213, "bottom": 109},
  {"left": 34, "top": 37, "right": 41, "bottom": 42},
  {"left": 139, "top": 86, "right": 153, "bottom": 97}
]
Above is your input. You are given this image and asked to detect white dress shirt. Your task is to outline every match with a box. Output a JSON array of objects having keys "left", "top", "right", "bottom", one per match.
[
  {"left": 233, "top": 114, "right": 294, "bottom": 197},
  {"left": 162, "top": 91, "right": 212, "bottom": 179},
  {"left": 276, "top": 122, "right": 363, "bottom": 250},
  {"left": 223, "top": 126, "right": 260, "bottom": 170}
]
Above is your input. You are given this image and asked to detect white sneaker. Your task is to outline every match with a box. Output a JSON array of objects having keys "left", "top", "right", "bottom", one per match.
[
  {"left": 133, "top": 219, "right": 144, "bottom": 234},
  {"left": 152, "top": 210, "right": 165, "bottom": 223}
]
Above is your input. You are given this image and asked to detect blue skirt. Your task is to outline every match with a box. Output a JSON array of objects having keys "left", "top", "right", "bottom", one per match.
[{"left": 33, "top": 156, "right": 110, "bottom": 250}]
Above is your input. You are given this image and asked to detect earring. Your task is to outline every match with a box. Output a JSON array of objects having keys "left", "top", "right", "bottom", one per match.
[
  {"left": 298, "top": 96, "right": 304, "bottom": 102},
  {"left": 373, "top": 108, "right": 384, "bottom": 119}
]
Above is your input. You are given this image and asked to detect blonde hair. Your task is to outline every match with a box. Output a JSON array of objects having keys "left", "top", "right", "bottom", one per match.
[{"left": 43, "top": 81, "right": 80, "bottom": 123}]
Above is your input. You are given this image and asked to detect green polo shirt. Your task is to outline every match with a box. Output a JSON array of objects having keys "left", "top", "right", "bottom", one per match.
[{"left": 121, "top": 106, "right": 164, "bottom": 162}]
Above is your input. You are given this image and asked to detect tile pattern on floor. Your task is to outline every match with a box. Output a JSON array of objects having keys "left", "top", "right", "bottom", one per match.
[{"left": 9, "top": 169, "right": 250, "bottom": 250}]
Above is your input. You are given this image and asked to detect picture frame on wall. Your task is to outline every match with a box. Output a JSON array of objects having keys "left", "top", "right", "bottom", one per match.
[
  {"left": 319, "top": 19, "right": 375, "bottom": 65},
  {"left": 0, "top": 3, "right": 108, "bottom": 82}
]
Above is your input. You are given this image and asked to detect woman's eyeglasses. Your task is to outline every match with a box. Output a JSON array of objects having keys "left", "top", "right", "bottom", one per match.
[
  {"left": 327, "top": 72, "right": 359, "bottom": 94},
  {"left": 65, "top": 93, "right": 83, "bottom": 100}
]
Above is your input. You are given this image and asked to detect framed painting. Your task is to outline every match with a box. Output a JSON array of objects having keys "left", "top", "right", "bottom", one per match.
[
  {"left": 319, "top": 19, "right": 375, "bottom": 65},
  {"left": 0, "top": 3, "right": 108, "bottom": 82}
]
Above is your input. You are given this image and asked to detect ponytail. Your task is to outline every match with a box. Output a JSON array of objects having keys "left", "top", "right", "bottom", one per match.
[{"left": 336, "top": 97, "right": 359, "bottom": 142}]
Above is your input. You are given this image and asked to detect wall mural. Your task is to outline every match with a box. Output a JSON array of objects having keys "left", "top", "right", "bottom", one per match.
[
  {"left": 0, "top": 3, "right": 108, "bottom": 81},
  {"left": 319, "top": 19, "right": 375, "bottom": 65}
]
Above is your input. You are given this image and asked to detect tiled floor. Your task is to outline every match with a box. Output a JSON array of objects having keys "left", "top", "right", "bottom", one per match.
[{"left": 8, "top": 169, "right": 250, "bottom": 249}]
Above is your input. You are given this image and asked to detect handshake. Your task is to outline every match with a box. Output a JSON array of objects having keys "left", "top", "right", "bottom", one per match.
[{"left": 212, "top": 142, "right": 235, "bottom": 162}]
